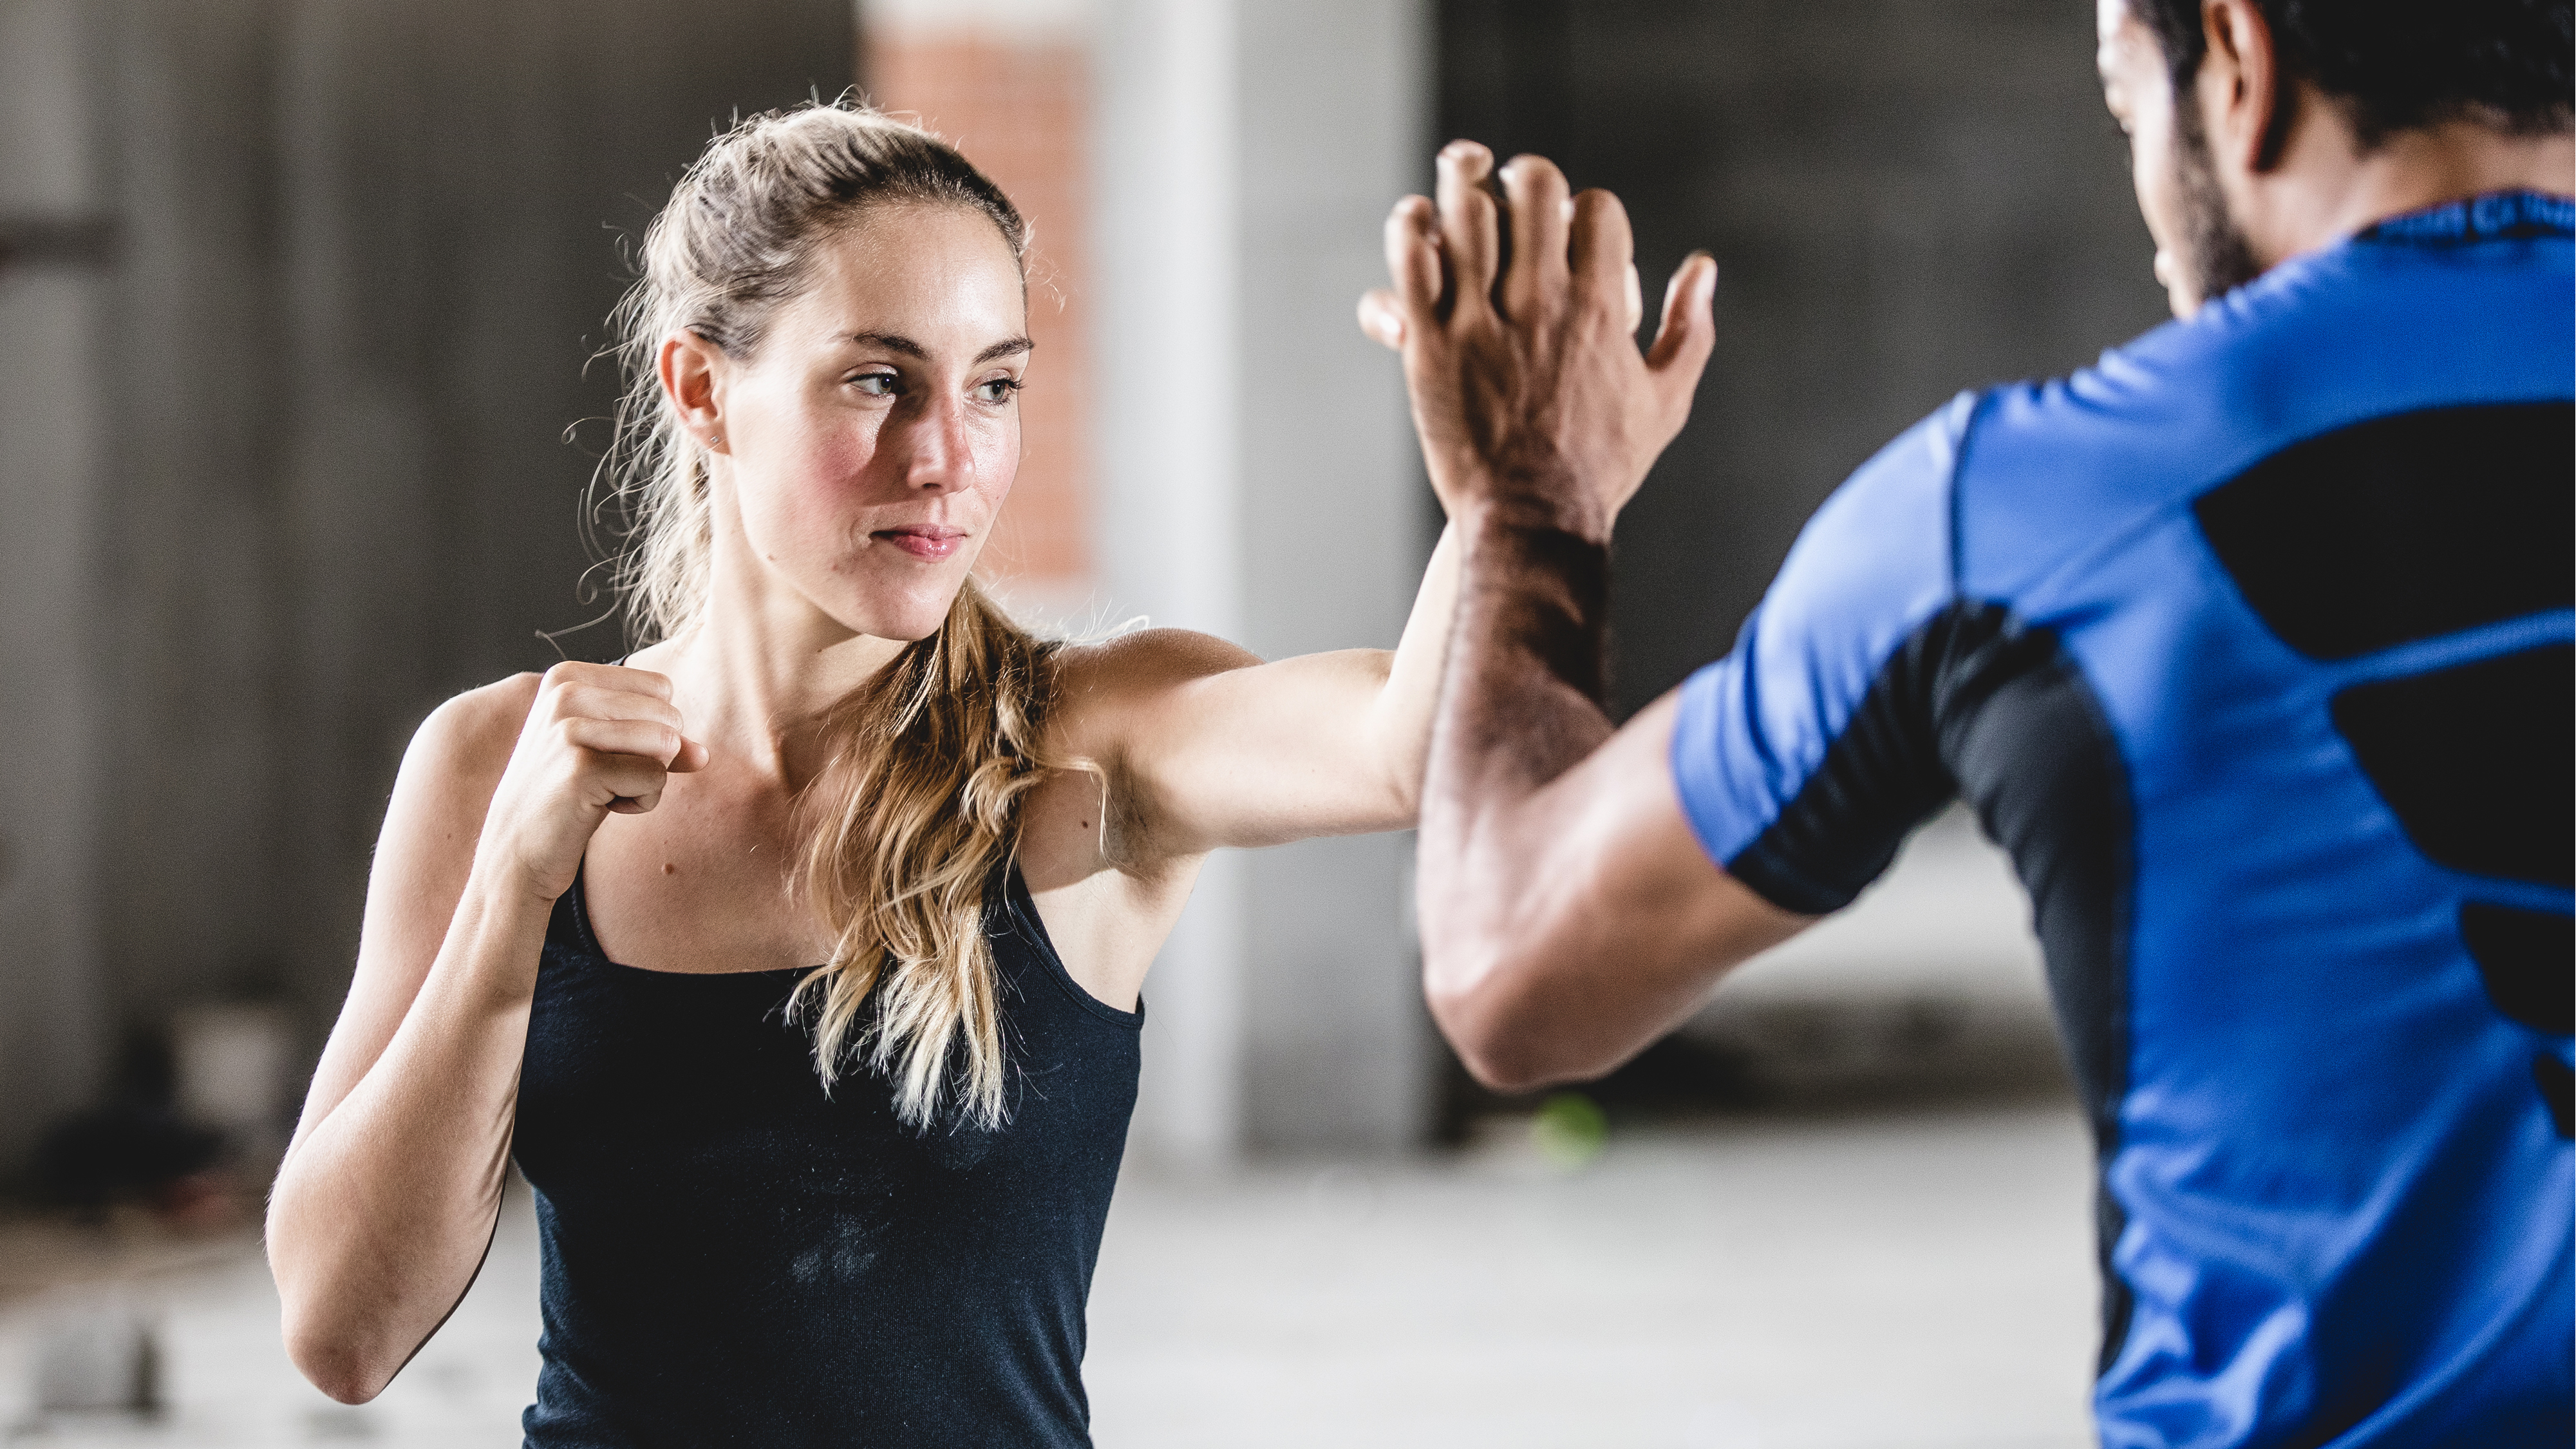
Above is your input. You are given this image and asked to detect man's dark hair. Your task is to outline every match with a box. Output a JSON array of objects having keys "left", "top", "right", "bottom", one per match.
[{"left": 2128, "top": 0, "right": 2573, "bottom": 148}]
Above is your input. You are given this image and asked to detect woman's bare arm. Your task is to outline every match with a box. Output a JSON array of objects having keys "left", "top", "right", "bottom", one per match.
[
  {"left": 265, "top": 677, "right": 534, "bottom": 1403},
  {"left": 266, "top": 663, "right": 702, "bottom": 1403},
  {"left": 1056, "top": 522, "right": 1460, "bottom": 861}
]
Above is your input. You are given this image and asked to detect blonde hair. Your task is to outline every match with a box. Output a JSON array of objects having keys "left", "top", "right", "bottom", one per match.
[{"left": 602, "top": 101, "right": 1058, "bottom": 1130}]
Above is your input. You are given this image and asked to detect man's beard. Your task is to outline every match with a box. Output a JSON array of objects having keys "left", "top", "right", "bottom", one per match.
[{"left": 2170, "top": 99, "right": 2263, "bottom": 308}]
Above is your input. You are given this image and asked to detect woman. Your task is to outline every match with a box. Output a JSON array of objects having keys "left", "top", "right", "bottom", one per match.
[{"left": 264, "top": 104, "right": 1459, "bottom": 1445}]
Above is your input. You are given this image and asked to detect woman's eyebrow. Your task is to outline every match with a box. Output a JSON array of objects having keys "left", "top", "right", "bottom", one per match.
[
  {"left": 842, "top": 332, "right": 1031, "bottom": 365},
  {"left": 847, "top": 331, "right": 929, "bottom": 359}
]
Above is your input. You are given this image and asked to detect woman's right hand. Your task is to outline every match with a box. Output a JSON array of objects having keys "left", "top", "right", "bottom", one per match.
[{"left": 476, "top": 661, "right": 708, "bottom": 904}]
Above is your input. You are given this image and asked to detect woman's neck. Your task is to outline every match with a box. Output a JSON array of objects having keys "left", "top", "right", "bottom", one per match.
[{"left": 651, "top": 558, "right": 908, "bottom": 787}]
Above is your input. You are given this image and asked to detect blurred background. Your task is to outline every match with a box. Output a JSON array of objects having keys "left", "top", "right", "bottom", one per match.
[{"left": 0, "top": 0, "right": 2166, "bottom": 1442}]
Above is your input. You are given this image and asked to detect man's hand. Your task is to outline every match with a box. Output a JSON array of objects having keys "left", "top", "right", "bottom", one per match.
[
  {"left": 1358, "top": 140, "right": 1803, "bottom": 1092},
  {"left": 1359, "top": 141, "right": 1718, "bottom": 538}
]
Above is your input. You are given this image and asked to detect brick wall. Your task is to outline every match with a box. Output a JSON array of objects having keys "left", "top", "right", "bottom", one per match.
[{"left": 863, "top": 26, "right": 1095, "bottom": 611}]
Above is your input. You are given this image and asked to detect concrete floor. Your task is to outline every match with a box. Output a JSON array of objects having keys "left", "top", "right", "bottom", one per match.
[{"left": 0, "top": 1100, "right": 2100, "bottom": 1448}]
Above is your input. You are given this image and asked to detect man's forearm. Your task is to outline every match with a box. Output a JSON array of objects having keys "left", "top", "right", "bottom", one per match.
[
  {"left": 1413, "top": 496, "right": 1621, "bottom": 1084},
  {"left": 1429, "top": 501, "right": 1613, "bottom": 796},
  {"left": 1419, "top": 499, "right": 1614, "bottom": 933}
]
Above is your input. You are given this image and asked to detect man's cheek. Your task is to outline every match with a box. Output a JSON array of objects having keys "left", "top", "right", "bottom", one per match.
[{"left": 2129, "top": 131, "right": 2178, "bottom": 248}]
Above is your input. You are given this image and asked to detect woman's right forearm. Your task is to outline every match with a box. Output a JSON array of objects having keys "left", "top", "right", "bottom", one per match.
[{"left": 266, "top": 869, "right": 553, "bottom": 1404}]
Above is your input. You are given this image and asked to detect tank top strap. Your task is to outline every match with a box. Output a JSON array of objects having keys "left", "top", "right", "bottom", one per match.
[{"left": 543, "top": 864, "right": 607, "bottom": 967}]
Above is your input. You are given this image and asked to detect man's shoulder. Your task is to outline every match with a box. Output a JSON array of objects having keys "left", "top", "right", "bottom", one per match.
[
  {"left": 1952, "top": 230, "right": 2574, "bottom": 599},
  {"left": 1780, "top": 390, "right": 1977, "bottom": 606}
]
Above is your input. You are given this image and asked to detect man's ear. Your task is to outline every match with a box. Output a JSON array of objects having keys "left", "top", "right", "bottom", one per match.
[
  {"left": 659, "top": 330, "right": 728, "bottom": 454},
  {"left": 2199, "top": 0, "right": 2295, "bottom": 172}
]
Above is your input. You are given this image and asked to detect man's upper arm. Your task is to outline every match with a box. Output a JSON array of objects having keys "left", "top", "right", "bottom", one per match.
[
  {"left": 1666, "top": 390, "right": 1979, "bottom": 914},
  {"left": 1439, "top": 692, "right": 1808, "bottom": 1088}
]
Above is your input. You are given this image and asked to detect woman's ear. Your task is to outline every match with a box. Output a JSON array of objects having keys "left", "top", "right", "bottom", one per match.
[{"left": 659, "top": 330, "right": 729, "bottom": 454}]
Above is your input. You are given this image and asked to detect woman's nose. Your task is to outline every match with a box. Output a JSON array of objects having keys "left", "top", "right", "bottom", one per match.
[{"left": 897, "top": 394, "right": 974, "bottom": 493}]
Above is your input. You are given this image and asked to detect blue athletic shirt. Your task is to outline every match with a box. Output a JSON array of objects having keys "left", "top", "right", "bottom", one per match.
[{"left": 1669, "top": 190, "right": 2574, "bottom": 1446}]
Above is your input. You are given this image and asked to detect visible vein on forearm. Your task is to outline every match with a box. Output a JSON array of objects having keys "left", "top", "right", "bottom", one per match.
[{"left": 1431, "top": 513, "right": 1613, "bottom": 810}]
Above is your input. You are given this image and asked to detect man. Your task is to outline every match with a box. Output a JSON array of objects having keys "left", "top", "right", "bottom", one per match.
[{"left": 1359, "top": 0, "right": 2571, "bottom": 1441}]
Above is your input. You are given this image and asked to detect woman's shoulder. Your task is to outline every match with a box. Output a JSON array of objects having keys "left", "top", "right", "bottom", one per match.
[
  {"left": 1045, "top": 629, "right": 1260, "bottom": 735},
  {"left": 402, "top": 672, "right": 542, "bottom": 787},
  {"left": 358, "top": 673, "right": 543, "bottom": 913},
  {"left": 1036, "top": 630, "right": 1253, "bottom": 766},
  {"left": 1050, "top": 627, "right": 1259, "bottom": 695}
]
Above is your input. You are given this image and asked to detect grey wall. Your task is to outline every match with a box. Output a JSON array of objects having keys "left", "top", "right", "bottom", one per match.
[
  {"left": 0, "top": 0, "right": 113, "bottom": 1172},
  {"left": 0, "top": 0, "right": 852, "bottom": 1173},
  {"left": 1440, "top": 0, "right": 2172, "bottom": 715}
]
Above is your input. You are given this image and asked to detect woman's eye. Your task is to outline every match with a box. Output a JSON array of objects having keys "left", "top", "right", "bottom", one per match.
[
  {"left": 851, "top": 372, "right": 899, "bottom": 397},
  {"left": 975, "top": 378, "right": 1022, "bottom": 404}
]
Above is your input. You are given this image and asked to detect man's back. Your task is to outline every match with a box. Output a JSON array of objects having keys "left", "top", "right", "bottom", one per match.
[{"left": 1671, "top": 189, "right": 2573, "bottom": 1446}]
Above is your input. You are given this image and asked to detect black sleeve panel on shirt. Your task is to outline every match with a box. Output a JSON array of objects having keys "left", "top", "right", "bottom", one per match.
[
  {"left": 2190, "top": 402, "right": 2575, "bottom": 661},
  {"left": 1723, "top": 605, "right": 1994, "bottom": 914},
  {"left": 1731, "top": 600, "right": 2138, "bottom": 1370},
  {"left": 1935, "top": 607, "right": 2138, "bottom": 1374}
]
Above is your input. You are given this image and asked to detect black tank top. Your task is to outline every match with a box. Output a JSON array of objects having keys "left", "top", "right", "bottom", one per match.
[{"left": 511, "top": 863, "right": 1142, "bottom": 1448}]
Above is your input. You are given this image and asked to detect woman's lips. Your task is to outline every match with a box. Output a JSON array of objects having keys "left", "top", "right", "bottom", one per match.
[{"left": 874, "top": 526, "right": 967, "bottom": 560}]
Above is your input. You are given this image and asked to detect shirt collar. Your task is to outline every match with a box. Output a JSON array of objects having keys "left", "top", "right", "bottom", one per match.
[{"left": 2355, "top": 189, "right": 2574, "bottom": 245}]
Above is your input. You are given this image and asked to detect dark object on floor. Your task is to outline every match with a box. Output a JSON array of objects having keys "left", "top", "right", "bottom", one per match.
[
  {"left": 33, "top": 1104, "right": 225, "bottom": 1220},
  {"left": 1436, "top": 1034, "right": 1765, "bottom": 1143}
]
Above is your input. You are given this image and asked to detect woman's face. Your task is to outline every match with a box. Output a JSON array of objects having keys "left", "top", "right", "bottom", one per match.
[{"left": 700, "top": 203, "right": 1029, "bottom": 642}]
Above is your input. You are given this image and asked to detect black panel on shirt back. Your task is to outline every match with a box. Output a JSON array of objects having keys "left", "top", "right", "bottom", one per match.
[
  {"left": 2191, "top": 403, "right": 2574, "bottom": 661},
  {"left": 1727, "top": 601, "right": 2138, "bottom": 1371},
  {"left": 2329, "top": 643, "right": 2573, "bottom": 887},
  {"left": 2534, "top": 1056, "right": 2573, "bottom": 1139},
  {"left": 2459, "top": 903, "right": 2574, "bottom": 1035}
]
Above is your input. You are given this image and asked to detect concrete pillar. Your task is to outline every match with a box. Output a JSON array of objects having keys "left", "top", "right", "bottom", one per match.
[
  {"left": 90, "top": 0, "right": 296, "bottom": 1048},
  {"left": 1095, "top": 0, "right": 1434, "bottom": 1162}
]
